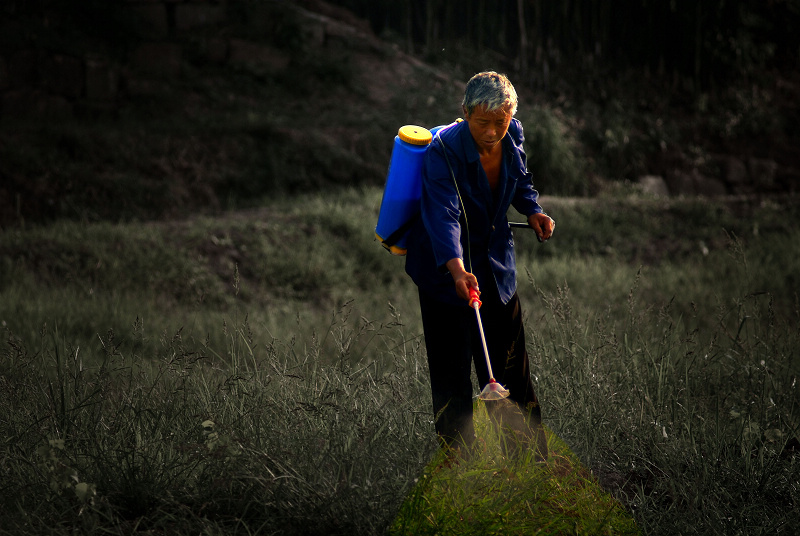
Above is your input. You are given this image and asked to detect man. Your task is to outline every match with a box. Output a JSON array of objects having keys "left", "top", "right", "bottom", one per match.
[{"left": 405, "top": 71, "right": 554, "bottom": 458}]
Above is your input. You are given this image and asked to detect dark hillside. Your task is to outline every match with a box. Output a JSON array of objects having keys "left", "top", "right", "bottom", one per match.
[
  {"left": 0, "top": 0, "right": 466, "bottom": 226},
  {"left": 1, "top": 0, "right": 798, "bottom": 227}
]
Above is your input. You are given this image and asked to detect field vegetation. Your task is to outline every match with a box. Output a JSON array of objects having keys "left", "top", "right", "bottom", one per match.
[{"left": 1, "top": 188, "right": 799, "bottom": 535}]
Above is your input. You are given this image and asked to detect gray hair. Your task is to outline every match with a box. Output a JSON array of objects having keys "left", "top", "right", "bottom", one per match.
[{"left": 462, "top": 71, "right": 518, "bottom": 116}]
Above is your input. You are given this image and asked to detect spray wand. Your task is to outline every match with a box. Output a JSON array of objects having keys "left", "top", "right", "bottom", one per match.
[{"left": 470, "top": 288, "right": 511, "bottom": 401}]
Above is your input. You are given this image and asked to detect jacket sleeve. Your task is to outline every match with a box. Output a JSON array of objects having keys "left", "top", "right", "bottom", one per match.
[
  {"left": 508, "top": 120, "right": 544, "bottom": 217},
  {"left": 420, "top": 137, "right": 464, "bottom": 271}
]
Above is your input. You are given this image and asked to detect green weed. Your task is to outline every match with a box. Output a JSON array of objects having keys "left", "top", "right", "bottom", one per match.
[{"left": 391, "top": 412, "right": 640, "bottom": 536}]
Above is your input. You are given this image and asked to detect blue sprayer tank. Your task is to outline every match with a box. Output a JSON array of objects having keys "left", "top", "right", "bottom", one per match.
[{"left": 375, "top": 125, "right": 433, "bottom": 255}]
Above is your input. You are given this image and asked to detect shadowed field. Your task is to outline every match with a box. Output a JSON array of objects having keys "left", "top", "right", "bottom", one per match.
[{"left": 1, "top": 189, "right": 798, "bottom": 535}]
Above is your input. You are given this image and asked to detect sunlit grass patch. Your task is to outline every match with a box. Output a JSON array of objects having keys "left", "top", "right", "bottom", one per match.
[{"left": 391, "top": 403, "right": 640, "bottom": 536}]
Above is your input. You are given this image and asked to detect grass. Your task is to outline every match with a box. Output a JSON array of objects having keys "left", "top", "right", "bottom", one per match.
[
  {"left": 532, "top": 276, "right": 800, "bottom": 535},
  {"left": 1, "top": 188, "right": 799, "bottom": 534},
  {"left": 2, "top": 300, "right": 434, "bottom": 535},
  {"left": 391, "top": 408, "right": 640, "bottom": 536}
]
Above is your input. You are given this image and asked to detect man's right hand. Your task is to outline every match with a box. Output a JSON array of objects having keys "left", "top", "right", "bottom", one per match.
[{"left": 446, "top": 258, "right": 480, "bottom": 302}]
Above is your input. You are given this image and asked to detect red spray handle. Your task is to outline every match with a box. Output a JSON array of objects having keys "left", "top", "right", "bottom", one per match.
[{"left": 469, "top": 287, "right": 481, "bottom": 309}]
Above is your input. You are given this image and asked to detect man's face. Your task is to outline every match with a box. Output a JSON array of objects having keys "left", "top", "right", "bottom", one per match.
[{"left": 464, "top": 104, "right": 513, "bottom": 154}]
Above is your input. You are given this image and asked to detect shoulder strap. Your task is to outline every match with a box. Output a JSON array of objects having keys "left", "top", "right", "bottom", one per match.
[{"left": 435, "top": 131, "right": 473, "bottom": 274}]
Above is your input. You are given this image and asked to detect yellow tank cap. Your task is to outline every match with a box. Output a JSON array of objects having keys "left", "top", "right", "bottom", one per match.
[{"left": 398, "top": 125, "right": 432, "bottom": 146}]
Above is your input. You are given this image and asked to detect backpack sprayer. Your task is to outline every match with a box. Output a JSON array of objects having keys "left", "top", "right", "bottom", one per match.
[{"left": 374, "top": 124, "right": 437, "bottom": 255}]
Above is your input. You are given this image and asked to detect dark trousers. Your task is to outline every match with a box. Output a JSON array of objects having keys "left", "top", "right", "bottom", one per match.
[{"left": 418, "top": 285, "right": 547, "bottom": 458}]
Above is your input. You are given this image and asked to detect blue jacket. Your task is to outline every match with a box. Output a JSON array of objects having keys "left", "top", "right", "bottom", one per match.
[{"left": 405, "top": 118, "right": 543, "bottom": 306}]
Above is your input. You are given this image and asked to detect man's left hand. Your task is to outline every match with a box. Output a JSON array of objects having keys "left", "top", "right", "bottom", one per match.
[{"left": 528, "top": 213, "right": 555, "bottom": 242}]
